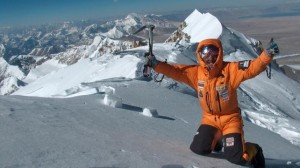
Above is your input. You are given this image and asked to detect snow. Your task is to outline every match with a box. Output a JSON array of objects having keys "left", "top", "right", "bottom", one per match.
[
  {"left": 103, "top": 93, "right": 123, "bottom": 108},
  {"left": 0, "top": 57, "right": 25, "bottom": 80},
  {"left": 102, "top": 26, "right": 124, "bottom": 39},
  {"left": 2, "top": 81, "right": 300, "bottom": 167},
  {"left": 183, "top": 9, "right": 222, "bottom": 43},
  {"left": 142, "top": 107, "right": 159, "bottom": 117},
  {"left": 13, "top": 54, "right": 140, "bottom": 97},
  {"left": 287, "top": 64, "right": 300, "bottom": 70},
  {"left": 2, "top": 9, "right": 300, "bottom": 168},
  {"left": 0, "top": 57, "right": 25, "bottom": 94},
  {"left": 23, "top": 59, "right": 67, "bottom": 83}
]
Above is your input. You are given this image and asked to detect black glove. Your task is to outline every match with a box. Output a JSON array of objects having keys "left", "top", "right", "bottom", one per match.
[
  {"left": 144, "top": 52, "right": 160, "bottom": 68},
  {"left": 266, "top": 41, "right": 279, "bottom": 57},
  {"left": 267, "top": 47, "right": 280, "bottom": 57}
]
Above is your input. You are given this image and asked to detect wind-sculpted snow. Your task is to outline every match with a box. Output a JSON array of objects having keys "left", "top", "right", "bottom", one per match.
[
  {"left": 2, "top": 81, "right": 300, "bottom": 167},
  {"left": 13, "top": 53, "right": 140, "bottom": 97}
]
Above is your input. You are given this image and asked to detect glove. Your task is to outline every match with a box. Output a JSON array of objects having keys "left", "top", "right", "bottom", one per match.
[
  {"left": 267, "top": 48, "right": 276, "bottom": 57},
  {"left": 266, "top": 42, "right": 279, "bottom": 57},
  {"left": 144, "top": 52, "right": 160, "bottom": 68}
]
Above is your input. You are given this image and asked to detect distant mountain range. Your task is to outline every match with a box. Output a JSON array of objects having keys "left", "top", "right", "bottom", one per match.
[
  {"left": 0, "top": 13, "right": 178, "bottom": 95},
  {"left": 0, "top": 13, "right": 176, "bottom": 70}
]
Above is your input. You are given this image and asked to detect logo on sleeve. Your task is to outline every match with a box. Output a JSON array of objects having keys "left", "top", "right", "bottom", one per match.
[{"left": 238, "top": 60, "right": 250, "bottom": 70}]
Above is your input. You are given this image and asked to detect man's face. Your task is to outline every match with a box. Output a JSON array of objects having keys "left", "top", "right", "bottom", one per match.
[{"left": 199, "top": 45, "right": 219, "bottom": 71}]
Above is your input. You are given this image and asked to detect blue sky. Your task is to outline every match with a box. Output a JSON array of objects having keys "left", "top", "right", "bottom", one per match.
[{"left": 0, "top": 0, "right": 297, "bottom": 27}]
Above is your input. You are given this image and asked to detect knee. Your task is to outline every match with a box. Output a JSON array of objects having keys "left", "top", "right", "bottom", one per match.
[
  {"left": 190, "top": 143, "right": 211, "bottom": 155},
  {"left": 223, "top": 133, "right": 247, "bottom": 165},
  {"left": 190, "top": 124, "right": 217, "bottom": 155}
]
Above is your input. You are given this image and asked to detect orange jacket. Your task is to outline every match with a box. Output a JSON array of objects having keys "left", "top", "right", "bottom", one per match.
[{"left": 154, "top": 39, "right": 272, "bottom": 117}]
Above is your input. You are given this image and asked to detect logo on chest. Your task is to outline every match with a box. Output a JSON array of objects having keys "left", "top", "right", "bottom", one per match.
[{"left": 216, "top": 85, "right": 229, "bottom": 102}]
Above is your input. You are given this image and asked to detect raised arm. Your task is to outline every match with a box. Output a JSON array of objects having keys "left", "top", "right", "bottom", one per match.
[
  {"left": 154, "top": 62, "right": 198, "bottom": 90},
  {"left": 230, "top": 50, "right": 273, "bottom": 88}
]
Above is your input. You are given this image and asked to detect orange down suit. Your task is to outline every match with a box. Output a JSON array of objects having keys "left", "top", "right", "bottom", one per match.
[{"left": 154, "top": 39, "right": 272, "bottom": 161}]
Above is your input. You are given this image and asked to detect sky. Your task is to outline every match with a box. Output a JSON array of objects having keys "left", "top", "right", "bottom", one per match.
[
  {"left": 0, "top": 0, "right": 299, "bottom": 27},
  {"left": 1, "top": 9, "right": 300, "bottom": 167}
]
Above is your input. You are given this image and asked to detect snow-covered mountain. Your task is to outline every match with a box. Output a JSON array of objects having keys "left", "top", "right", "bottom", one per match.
[
  {"left": 0, "top": 13, "right": 176, "bottom": 73},
  {"left": 0, "top": 13, "right": 176, "bottom": 92},
  {"left": 101, "top": 13, "right": 174, "bottom": 39},
  {"left": 0, "top": 57, "right": 25, "bottom": 95},
  {"left": 0, "top": 44, "right": 5, "bottom": 57},
  {"left": 166, "top": 10, "right": 222, "bottom": 44},
  {"left": 1, "top": 9, "right": 300, "bottom": 167}
]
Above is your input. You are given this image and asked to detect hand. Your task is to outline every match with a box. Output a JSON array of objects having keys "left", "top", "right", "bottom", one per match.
[
  {"left": 144, "top": 52, "right": 160, "bottom": 68},
  {"left": 267, "top": 48, "right": 276, "bottom": 57},
  {"left": 267, "top": 41, "right": 279, "bottom": 57}
]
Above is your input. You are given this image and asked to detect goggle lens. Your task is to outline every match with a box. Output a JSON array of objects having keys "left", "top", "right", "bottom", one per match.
[{"left": 200, "top": 45, "right": 219, "bottom": 58}]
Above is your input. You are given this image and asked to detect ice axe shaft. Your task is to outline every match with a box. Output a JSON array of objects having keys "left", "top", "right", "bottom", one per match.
[
  {"left": 133, "top": 25, "right": 155, "bottom": 54},
  {"left": 133, "top": 25, "right": 163, "bottom": 81}
]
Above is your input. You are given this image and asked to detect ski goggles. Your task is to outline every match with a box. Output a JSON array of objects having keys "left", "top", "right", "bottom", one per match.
[{"left": 199, "top": 45, "right": 219, "bottom": 58}]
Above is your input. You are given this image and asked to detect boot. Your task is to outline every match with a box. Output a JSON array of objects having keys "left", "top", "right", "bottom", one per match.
[
  {"left": 251, "top": 144, "right": 265, "bottom": 168},
  {"left": 213, "top": 139, "right": 223, "bottom": 152}
]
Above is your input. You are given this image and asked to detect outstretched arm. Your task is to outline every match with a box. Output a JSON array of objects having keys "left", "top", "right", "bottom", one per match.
[
  {"left": 145, "top": 54, "right": 198, "bottom": 89},
  {"left": 230, "top": 50, "right": 273, "bottom": 88},
  {"left": 154, "top": 62, "right": 198, "bottom": 90}
]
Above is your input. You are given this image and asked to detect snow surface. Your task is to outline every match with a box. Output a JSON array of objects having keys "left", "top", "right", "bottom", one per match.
[
  {"left": 2, "top": 10, "right": 300, "bottom": 168},
  {"left": 287, "top": 65, "right": 300, "bottom": 70}
]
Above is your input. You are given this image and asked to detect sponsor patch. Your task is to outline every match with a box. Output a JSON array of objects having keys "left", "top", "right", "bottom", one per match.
[
  {"left": 216, "top": 85, "right": 227, "bottom": 91},
  {"left": 216, "top": 85, "right": 229, "bottom": 102},
  {"left": 226, "top": 137, "right": 235, "bottom": 147},
  {"left": 198, "top": 80, "right": 205, "bottom": 90},
  {"left": 219, "top": 90, "right": 229, "bottom": 101},
  {"left": 238, "top": 60, "right": 250, "bottom": 70}
]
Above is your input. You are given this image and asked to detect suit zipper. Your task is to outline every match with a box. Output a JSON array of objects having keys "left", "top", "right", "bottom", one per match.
[
  {"left": 206, "top": 92, "right": 213, "bottom": 114},
  {"left": 217, "top": 92, "right": 222, "bottom": 112}
]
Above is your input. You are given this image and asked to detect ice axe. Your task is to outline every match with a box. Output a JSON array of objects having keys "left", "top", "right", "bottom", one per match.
[{"left": 133, "top": 25, "right": 164, "bottom": 82}]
